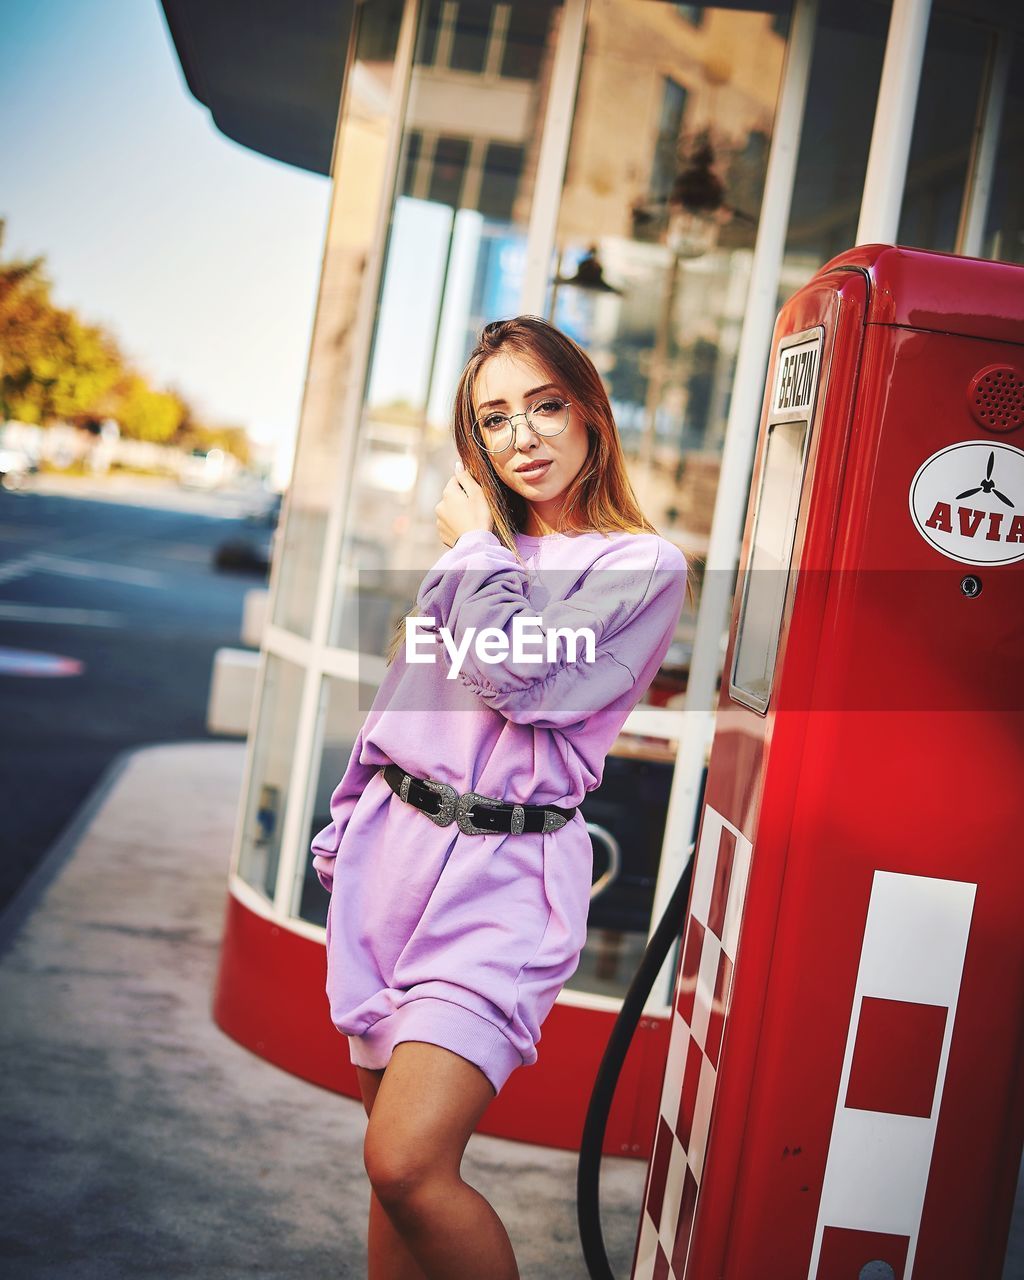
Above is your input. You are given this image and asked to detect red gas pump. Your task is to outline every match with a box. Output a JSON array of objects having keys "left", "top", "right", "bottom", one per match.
[{"left": 629, "top": 244, "right": 1024, "bottom": 1280}]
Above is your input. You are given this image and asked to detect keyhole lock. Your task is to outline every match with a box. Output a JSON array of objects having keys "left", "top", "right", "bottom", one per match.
[{"left": 961, "top": 575, "right": 983, "bottom": 598}]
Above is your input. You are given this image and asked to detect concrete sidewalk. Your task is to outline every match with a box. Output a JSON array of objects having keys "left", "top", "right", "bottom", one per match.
[
  {"left": 0, "top": 742, "right": 646, "bottom": 1280},
  {"left": 3, "top": 741, "right": 1021, "bottom": 1279}
]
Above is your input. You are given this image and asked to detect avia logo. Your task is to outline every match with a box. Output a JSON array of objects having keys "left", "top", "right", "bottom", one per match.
[
  {"left": 909, "top": 441, "right": 1024, "bottom": 566},
  {"left": 955, "top": 450, "right": 1014, "bottom": 505},
  {"left": 927, "top": 450, "right": 1019, "bottom": 538}
]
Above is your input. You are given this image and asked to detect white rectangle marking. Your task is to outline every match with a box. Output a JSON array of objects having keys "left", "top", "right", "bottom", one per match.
[
  {"left": 721, "top": 832, "right": 753, "bottom": 959},
  {"left": 816, "top": 1107, "right": 935, "bottom": 1233},
  {"left": 688, "top": 1053, "right": 718, "bottom": 1180},
  {"left": 808, "top": 871, "right": 976, "bottom": 1280},
  {"left": 689, "top": 933, "right": 720, "bottom": 1051},
  {"left": 689, "top": 810, "right": 720, "bottom": 929},
  {"left": 857, "top": 871, "right": 977, "bottom": 1005}
]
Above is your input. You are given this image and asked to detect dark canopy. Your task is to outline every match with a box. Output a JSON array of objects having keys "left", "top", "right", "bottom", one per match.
[{"left": 160, "top": 0, "right": 355, "bottom": 175}]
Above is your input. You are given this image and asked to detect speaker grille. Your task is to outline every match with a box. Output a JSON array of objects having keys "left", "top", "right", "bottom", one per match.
[{"left": 968, "top": 365, "right": 1024, "bottom": 433}]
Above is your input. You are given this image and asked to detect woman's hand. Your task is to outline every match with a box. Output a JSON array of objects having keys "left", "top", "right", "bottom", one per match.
[{"left": 435, "top": 459, "right": 495, "bottom": 548}]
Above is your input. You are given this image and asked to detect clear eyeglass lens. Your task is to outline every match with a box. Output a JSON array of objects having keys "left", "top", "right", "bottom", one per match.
[{"left": 473, "top": 398, "right": 568, "bottom": 452}]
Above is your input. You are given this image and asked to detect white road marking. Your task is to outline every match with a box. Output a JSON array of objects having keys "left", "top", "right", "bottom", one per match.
[
  {"left": 0, "top": 603, "right": 122, "bottom": 626},
  {"left": 0, "top": 549, "right": 166, "bottom": 589},
  {"left": 0, "top": 556, "right": 39, "bottom": 585},
  {"left": 31, "top": 553, "right": 164, "bottom": 587}
]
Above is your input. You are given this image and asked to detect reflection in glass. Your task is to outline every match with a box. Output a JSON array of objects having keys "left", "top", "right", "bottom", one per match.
[
  {"left": 897, "top": 12, "right": 989, "bottom": 254},
  {"left": 540, "top": 1, "right": 787, "bottom": 995},
  {"left": 237, "top": 655, "right": 306, "bottom": 900},
  {"left": 982, "top": 40, "right": 1024, "bottom": 264},
  {"left": 270, "top": 2, "right": 405, "bottom": 638},
  {"left": 781, "top": 1, "right": 888, "bottom": 296},
  {"left": 549, "top": 2, "right": 787, "bottom": 565},
  {"left": 329, "top": 0, "right": 565, "bottom": 651},
  {"left": 780, "top": 3, "right": 1022, "bottom": 288}
]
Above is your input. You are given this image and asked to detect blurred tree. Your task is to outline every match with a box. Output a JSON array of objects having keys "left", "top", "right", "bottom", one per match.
[
  {"left": 0, "top": 220, "right": 125, "bottom": 425},
  {"left": 117, "top": 373, "right": 184, "bottom": 443},
  {"left": 0, "top": 224, "right": 63, "bottom": 423},
  {"left": 0, "top": 219, "right": 252, "bottom": 463},
  {"left": 49, "top": 314, "right": 123, "bottom": 424}
]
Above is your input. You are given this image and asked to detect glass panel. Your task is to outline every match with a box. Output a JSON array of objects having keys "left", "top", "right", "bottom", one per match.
[
  {"left": 313, "top": 1, "right": 791, "bottom": 998},
  {"left": 328, "top": 0, "right": 565, "bottom": 651},
  {"left": 982, "top": 39, "right": 1024, "bottom": 265},
  {"left": 428, "top": 135, "right": 471, "bottom": 205},
  {"left": 294, "top": 671, "right": 382, "bottom": 927},
  {"left": 542, "top": 1, "right": 788, "bottom": 997},
  {"left": 547, "top": 0, "right": 786, "bottom": 583},
  {"left": 501, "top": 2, "right": 550, "bottom": 80},
  {"left": 897, "top": 12, "right": 989, "bottom": 253},
  {"left": 479, "top": 142, "right": 525, "bottom": 221},
  {"left": 236, "top": 655, "right": 306, "bottom": 900},
  {"left": 450, "top": 1, "right": 492, "bottom": 74},
  {"left": 569, "top": 746, "right": 681, "bottom": 1000},
  {"left": 780, "top": 1, "right": 889, "bottom": 299},
  {"left": 650, "top": 78, "right": 689, "bottom": 206},
  {"left": 270, "top": 0, "right": 406, "bottom": 638},
  {"left": 781, "top": 2, "right": 1016, "bottom": 290},
  {"left": 415, "top": 0, "right": 444, "bottom": 66},
  {"left": 730, "top": 419, "right": 808, "bottom": 714}
]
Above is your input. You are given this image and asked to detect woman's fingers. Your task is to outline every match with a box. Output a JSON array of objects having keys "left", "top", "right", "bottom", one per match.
[{"left": 435, "top": 462, "right": 491, "bottom": 546}]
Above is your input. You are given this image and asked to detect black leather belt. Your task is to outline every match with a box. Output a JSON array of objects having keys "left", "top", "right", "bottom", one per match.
[{"left": 382, "top": 763, "right": 576, "bottom": 836}]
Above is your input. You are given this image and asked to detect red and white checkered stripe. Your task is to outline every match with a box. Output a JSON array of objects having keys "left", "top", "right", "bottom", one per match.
[
  {"left": 808, "top": 870, "right": 976, "bottom": 1280},
  {"left": 632, "top": 804, "right": 753, "bottom": 1280}
]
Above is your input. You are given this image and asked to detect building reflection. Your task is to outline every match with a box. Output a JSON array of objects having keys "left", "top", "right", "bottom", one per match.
[{"left": 345, "top": 3, "right": 789, "bottom": 628}]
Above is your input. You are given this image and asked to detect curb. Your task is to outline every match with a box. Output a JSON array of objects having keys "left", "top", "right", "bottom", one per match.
[{"left": 0, "top": 747, "right": 139, "bottom": 962}]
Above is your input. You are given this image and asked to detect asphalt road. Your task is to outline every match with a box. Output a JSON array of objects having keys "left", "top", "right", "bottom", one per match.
[{"left": 0, "top": 479, "right": 274, "bottom": 913}]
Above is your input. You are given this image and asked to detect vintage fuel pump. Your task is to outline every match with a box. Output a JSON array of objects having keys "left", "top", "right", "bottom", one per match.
[{"left": 615, "top": 244, "right": 1023, "bottom": 1280}]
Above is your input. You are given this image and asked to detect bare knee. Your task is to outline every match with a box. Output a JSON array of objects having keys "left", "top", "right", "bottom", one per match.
[{"left": 363, "top": 1126, "right": 452, "bottom": 1211}]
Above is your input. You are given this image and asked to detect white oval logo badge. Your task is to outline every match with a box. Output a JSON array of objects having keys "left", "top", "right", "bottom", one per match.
[{"left": 909, "top": 440, "right": 1024, "bottom": 566}]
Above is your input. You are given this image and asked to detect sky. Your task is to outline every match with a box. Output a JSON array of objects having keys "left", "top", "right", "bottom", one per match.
[{"left": 0, "top": 0, "right": 333, "bottom": 487}]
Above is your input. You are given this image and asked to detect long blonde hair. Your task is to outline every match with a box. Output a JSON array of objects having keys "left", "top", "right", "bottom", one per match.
[{"left": 384, "top": 314, "right": 697, "bottom": 665}]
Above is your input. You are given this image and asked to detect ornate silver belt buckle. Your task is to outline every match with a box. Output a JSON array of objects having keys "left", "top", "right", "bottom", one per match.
[
  {"left": 456, "top": 790, "right": 523, "bottom": 836},
  {"left": 419, "top": 777, "right": 458, "bottom": 826}
]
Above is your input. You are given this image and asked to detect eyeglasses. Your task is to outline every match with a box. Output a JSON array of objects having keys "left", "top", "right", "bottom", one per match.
[{"left": 471, "top": 397, "right": 572, "bottom": 454}]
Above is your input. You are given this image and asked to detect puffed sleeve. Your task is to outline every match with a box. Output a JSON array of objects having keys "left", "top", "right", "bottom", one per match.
[
  {"left": 413, "top": 530, "right": 687, "bottom": 732},
  {"left": 309, "top": 726, "right": 379, "bottom": 893}
]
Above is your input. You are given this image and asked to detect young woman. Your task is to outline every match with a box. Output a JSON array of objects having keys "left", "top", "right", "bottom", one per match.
[{"left": 311, "top": 315, "right": 692, "bottom": 1279}]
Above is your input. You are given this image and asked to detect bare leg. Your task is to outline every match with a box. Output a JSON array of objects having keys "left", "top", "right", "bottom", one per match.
[
  {"left": 362, "top": 1041, "right": 519, "bottom": 1280},
  {"left": 355, "top": 1065, "right": 430, "bottom": 1280}
]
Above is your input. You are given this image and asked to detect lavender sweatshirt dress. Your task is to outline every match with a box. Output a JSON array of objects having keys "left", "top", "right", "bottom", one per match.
[{"left": 310, "top": 526, "right": 688, "bottom": 1096}]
